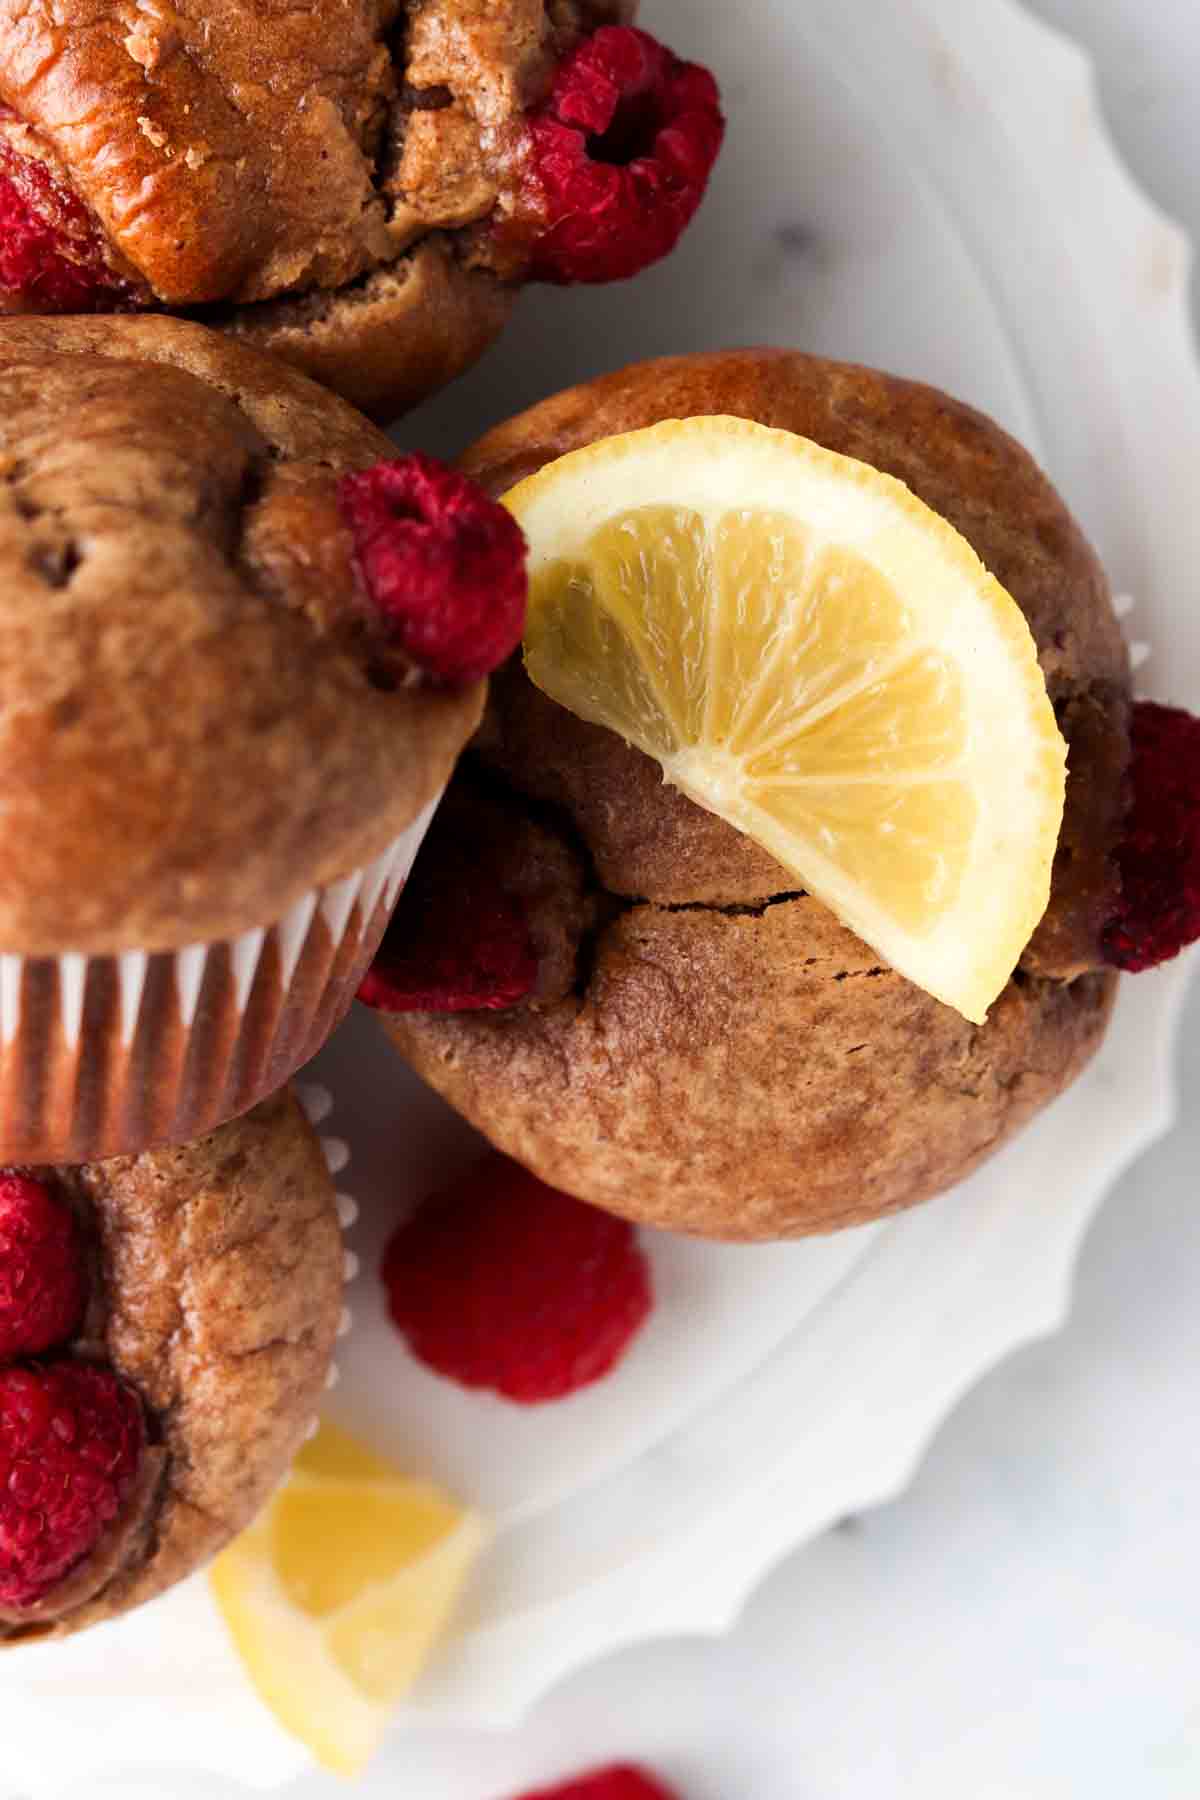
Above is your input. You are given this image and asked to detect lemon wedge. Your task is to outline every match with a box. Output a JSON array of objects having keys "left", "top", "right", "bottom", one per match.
[
  {"left": 508, "top": 416, "right": 1066, "bottom": 1022},
  {"left": 210, "top": 1422, "right": 487, "bottom": 1776}
]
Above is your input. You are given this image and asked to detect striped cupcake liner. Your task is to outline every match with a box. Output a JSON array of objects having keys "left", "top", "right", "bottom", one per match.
[
  {"left": 295, "top": 1079, "right": 358, "bottom": 1444},
  {"left": 0, "top": 797, "right": 438, "bottom": 1164}
]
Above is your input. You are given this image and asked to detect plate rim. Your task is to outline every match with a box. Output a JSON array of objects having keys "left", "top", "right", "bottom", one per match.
[{"left": 411, "top": 0, "right": 1200, "bottom": 1728}]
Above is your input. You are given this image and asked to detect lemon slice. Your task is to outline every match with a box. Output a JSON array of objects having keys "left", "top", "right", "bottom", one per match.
[
  {"left": 210, "top": 1423, "right": 487, "bottom": 1776},
  {"left": 507, "top": 416, "right": 1066, "bottom": 1022}
]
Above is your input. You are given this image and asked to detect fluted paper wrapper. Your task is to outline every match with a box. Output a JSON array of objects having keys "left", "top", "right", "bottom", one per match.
[{"left": 0, "top": 798, "right": 438, "bottom": 1163}]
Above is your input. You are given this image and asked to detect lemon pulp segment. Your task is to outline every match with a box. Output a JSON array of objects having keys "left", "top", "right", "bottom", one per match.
[
  {"left": 508, "top": 417, "right": 1066, "bottom": 1021},
  {"left": 210, "top": 1422, "right": 486, "bottom": 1776}
]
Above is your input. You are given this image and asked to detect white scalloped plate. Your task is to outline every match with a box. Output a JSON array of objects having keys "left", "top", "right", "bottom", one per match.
[
  {"left": 390, "top": 0, "right": 1200, "bottom": 1726},
  {"left": 5, "top": 0, "right": 1199, "bottom": 1790}
]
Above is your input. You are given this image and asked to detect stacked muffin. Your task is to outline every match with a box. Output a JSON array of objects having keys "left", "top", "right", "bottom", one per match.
[
  {"left": 0, "top": 2, "right": 727, "bottom": 1638},
  {"left": 0, "top": 313, "right": 499, "bottom": 1637}
]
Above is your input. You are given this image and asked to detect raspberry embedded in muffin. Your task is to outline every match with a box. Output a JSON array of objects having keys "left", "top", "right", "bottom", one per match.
[
  {"left": 338, "top": 454, "right": 528, "bottom": 685},
  {"left": 524, "top": 26, "right": 725, "bottom": 284},
  {"left": 357, "top": 787, "right": 540, "bottom": 1013},
  {"left": 0, "top": 1090, "right": 341, "bottom": 1641},
  {"left": 358, "top": 877, "right": 538, "bottom": 1013},
  {"left": 0, "top": 115, "right": 137, "bottom": 313},
  {"left": 357, "top": 763, "right": 597, "bottom": 1013},
  {"left": 0, "top": 6, "right": 724, "bottom": 418},
  {"left": 1103, "top": 701, "right": 1200, "bottom": 971},
  {"left": 0, "top": 1362, "right": 144, "bottom": 1608},
  {"left": 0, "top": 1173, "right": 85, "bottom": 1359}
]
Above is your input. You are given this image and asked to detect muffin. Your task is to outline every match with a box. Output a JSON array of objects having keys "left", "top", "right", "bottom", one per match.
[
  {"left": 0, "top": 1086, "right": 341, "bottom": 1640},
  {"left": 370, "top": 348, "right": 1137, "bottom": 1239},
  {"left": 0, "top": 314, "right": 515, "bottom": 1161},
  {"left": 0, "top": 4, "right": 724, "bottom": 419}
]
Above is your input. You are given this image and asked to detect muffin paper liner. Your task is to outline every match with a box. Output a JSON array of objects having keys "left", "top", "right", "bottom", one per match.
[
  {"left": 295, "top": 1079, "right": 357, "bottom": 1442},
  {"left": 0, "top": 797, "right": 439, "bottom": 1163}
]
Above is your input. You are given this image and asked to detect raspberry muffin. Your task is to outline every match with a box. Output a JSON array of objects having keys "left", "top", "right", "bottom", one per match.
[
  {"left": 0, "top": 1086, "right": 341, "bottom": 1641},
  {"left": 0, "top": 5, "right": 724, "bottom": 420},
  {"left": 0, "top": 314, "right": 524, "bottom": 1161},
  {"left": 364, "top": 348, "right": 1178, "bottom": 1240}
]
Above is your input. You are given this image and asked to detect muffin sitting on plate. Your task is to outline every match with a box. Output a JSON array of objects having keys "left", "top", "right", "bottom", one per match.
[
  {"left": 0, "top": 4, "right": 724, "bottom": 417},
  {"left": 367, "top": 349, "right": 1200, "bottom": 1239},
  {"left": 0, "top": 314, "right": 526, "bottom": 1161}
]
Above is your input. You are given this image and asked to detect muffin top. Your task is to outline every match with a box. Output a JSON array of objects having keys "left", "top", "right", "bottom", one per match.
[
  {"left": 462, "top": 347, "right": 1132, "bottom": 978},
  {"left": 377, "top": 349, "right": 1131, "bottom": 1238},
  {"left": 0, "top": 1087, "right": 340, "bottom": 1639},
  {"left": 0, "top": 0, "right": 632, "bottom": 309},
  {"left": 0, "top": 315, "right": 482, "bottom": 955}
]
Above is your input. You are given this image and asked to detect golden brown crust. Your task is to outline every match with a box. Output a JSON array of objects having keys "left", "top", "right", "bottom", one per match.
[
  {"left": 225, "top": 239, "right": 516, "bottom": 424},
  {"left": 0, "top": 316, "right": 482, "bottom": 954},
  {"left": 1, "top": 1087, "right": 342, "bottom": 1640},
  {"left": 383, "top": 349, "right": 1129, "bottom": 1238},
  {"left": 0, "top": 0, "right": 633, "bottom": 415},
  {"left": 0, "top": 0, "right": 558, "bottom": 304},
  {"left": 463, "top": 348, "right": 1132, "bottom": 970},
  {"left": 0, "top": 2, "right": 402, "bottom": 306},
  {"left": 391, "top": 907, "right": 1117, "bottom": 1239}
]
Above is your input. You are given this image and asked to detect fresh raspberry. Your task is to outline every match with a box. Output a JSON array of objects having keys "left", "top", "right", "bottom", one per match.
[
  {"left": 0, "top": 124, "right": 131, "bottom": 312},
  {"left": 1103, "top": 701, "right": 1200, "bottom": 972},
  {"left": 357, "top": 814, "right": 538, "bottom": 1013},
  {"left": 0, "top": 1361, "right": 145, "bottom": 1607},
  {"left": 337, "top": 454, "right": 528, "bottom": 685},
  {"left": 382, "top": 1154, "right": 653, "bottom": 1403},
  {"left": 0, "top": 1173, "right": 86, "bottom": 1360},
  {"left": 506, "top": 1767, "right": 681, "bottom": 1800},
  {"left": 525, "top": 26, "right": 724, "bottom": 285}
]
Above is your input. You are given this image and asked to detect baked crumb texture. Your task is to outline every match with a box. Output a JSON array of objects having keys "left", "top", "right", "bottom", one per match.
[
  {"left": 0, "top": 1089, "right": 341, "bottom": 1641},
  {"left": 385, "top": 351, "right": 1130, "bottom": 1239},
  {"left": 0, "top": 317, "right": 483, "bottom": 1161},
  {"left": 0, "top": 316, "right": 484, "bottom": 953},
  {"left": 0, "top": 2, "right": 636, "bottom": 415}
]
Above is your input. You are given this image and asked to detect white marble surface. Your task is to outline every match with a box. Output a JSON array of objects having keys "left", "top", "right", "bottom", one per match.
[{"left": 22, "top": 3, "right": 1200, "bottom": 1795}]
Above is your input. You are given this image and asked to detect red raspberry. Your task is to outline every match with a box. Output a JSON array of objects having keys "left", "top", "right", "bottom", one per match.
[
  {"left": 357, "top": 812, "right": 538, "bottom": 1013},
  {"left": 525, "top": 27, "right": 724, "bottom": 285},
  {"left": 337, "top": 454, "right": 528, "bottom": 685},
  {"left": 0, "top": 1173, "right": 86, "bottom": 1360},
  {"left": 382, "top": 1154, "right": 653, "bottom": 1403},
  {"left": 0, "top": 124, "right": 131, "bottom": 312},
  {"left": 507, "top": 1768, "right": 681, "bottom": 1800},
  {"left": 1103, "top": 701, "right": 1200, "bottom": 972},
  {"left": 359, "top": 886, "right": 536, "bottom": 1012},
  {"left": 0, "top": 1361, "right": 145, "bottom": 1607}
]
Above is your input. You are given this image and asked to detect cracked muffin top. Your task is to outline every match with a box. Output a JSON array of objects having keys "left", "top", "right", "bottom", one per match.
[
  {"left": 0, "top": 1087, "right": 341, "bottom": 1641},
  {"left": 0, "top": 0, "right": 616, "bottom": 306},
  {"left": 374, "top": 349, "right": 1133, "bottom": 1238},
  {"left": 460, "top": 348, "right": 1132, "bottom": 979},
  {"left": 0, "top": 315, "right": 484, "bottom": 955},
  {"left": 0, "top": 2, "right": 725, "bottom": 417}
]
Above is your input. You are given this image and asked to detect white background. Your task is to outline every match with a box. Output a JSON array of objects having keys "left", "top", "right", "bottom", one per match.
[{"left": 28, "top": 3, "right": 1200, "bottom": 1796}]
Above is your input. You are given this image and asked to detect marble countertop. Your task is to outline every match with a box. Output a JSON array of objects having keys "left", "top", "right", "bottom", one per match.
[{"left": 32, "top": 3, "right": 1200, "bottom": 1796}]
